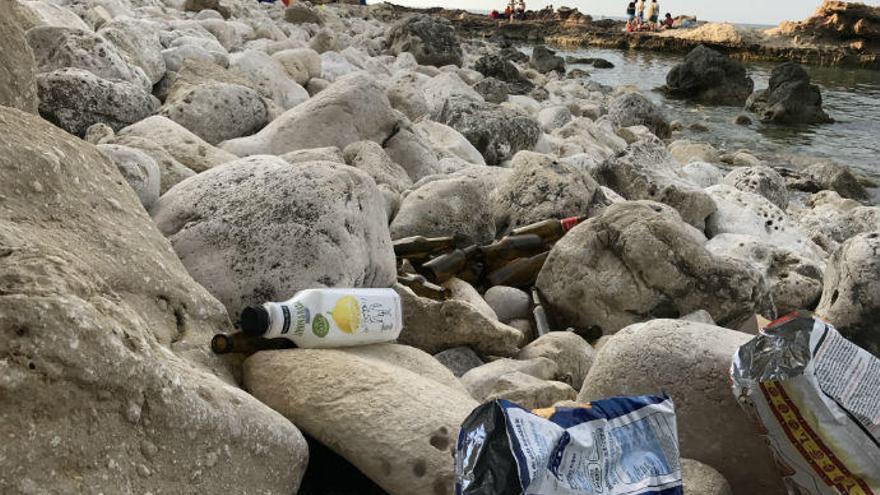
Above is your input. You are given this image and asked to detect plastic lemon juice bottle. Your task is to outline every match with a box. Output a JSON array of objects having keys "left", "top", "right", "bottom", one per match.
[{"left": 239, "top": 288, "right": 403, "bottom": 348}]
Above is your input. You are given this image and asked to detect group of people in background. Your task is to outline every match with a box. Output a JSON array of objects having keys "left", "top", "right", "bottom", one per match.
[
  {"left": 626, "top": 0, "right": 674, "bottom": 31},
  {"left": 489, "top": 0, "right": 527, "bottom": 21}
]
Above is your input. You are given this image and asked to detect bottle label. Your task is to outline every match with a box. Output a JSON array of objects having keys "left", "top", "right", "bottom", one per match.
[
  {"left": 323, "top": 295, "right": 396, "bottom": 336},
  {"left": 560, "top": 216, "right": 581, "bottom": 233}
]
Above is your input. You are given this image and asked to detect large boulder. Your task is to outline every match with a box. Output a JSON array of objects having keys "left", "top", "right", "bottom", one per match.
[
  {"left": 461, "top": 357, "right": 558, "bottom": 401},
  {"left": 579, "top": 320, "right": 786, "bottom": 495},
  {"left": 473, "top": 54, "right": 535, "bottom": 95},
  {"left": 435, "top": 96, "right": 541, "bottom": 165},
  {"left": 529, "top": 45, "right": 565, "bottom": 74},
  {"left": 229, "top": 49, "right": 309, "bottom": 110},
  {"left": 160, "top": 83, "right": 268, "bottom": 145},
  {"left": 0, "top": 1, "right": 39, "bottom": 113},
  {"left": 387, "top": 15, "right": 463, "bottom": 67},
  {"left": 391, "top": 174, "right": 496, "bottom": 245},
  {"left": 343, "top": 140, "right": 413, "bottom": 193},
  {"left": 383, "top": 127, "right": 444, "bottom": 182},
  {"left": 493, "top": 151, "right": 600, "bottom": 234},
  {"left": 395, "top": 285, "right": 523, "bottom": 357},
  {"left": 595, "top": 141, "right": 716, "bottom": 230},
  {"left": 665, "top": 45, "right": 754, "bottom": 106},
  {"left": 98, "top": 17, "right": 166, "bottom": 85},
  {"left": 117, "top": 116, "right": 237, "bottom": 173},
  {"left": 27, "top": 26, "right": 150, "bottom": 90},
  {"left": 0, "top": 106, "right": 307, "bottom": 494},
  {"left": 816, "top": 232, "right": 880, "bottom": 357},
  {"left": 705, "top": 185, "right": 825, "bottom": 263},
  {"left": 153, "top": 157, "right": 396, "bottom": 317},
  {"left": 746, "top": 62, "right": 832, "bottom": 124},
  {"left": 244, "top": 345, "right": 476, "bottom": 495},
  {"left": 37, "top": 68, "right": 158, "bottom": 137},
  {"left": 721, "top": 165, "right": 789, "bottom": 210},
  {"left": 104, "top": 134, "right": 196, "bottom": 195},
  {"left": 484, "top": 372, "right": 577, "bottom": 409},
  {"left": 605, "top": 92, "right": 671, "bottom": 139},
  {"left": 220, "top": 73, "right": 399, "bottom": 157},
  {"left": 805, "top": 161, "right": 869, "bottom": 200},
  {"left": 17, "top": 0, "right": 92, "bottom": 31},
  {"left": 272, "top": 48, "right": 322, "bottom": 86},
  {"left": 473, "top": 76, "right": 509, "bottom": 104},
  {"left": 536, "top": 201, "right": 771, "bottom": 334},
  {"left": 96, "top": 144, "right": 161, "bottom": 210},
  {"left": 706, "top": 234, "right": 823, "bottom": 315},
  {"left": 413, "top": 120, "right": 486, "bottom": 165},
  {"left": 433, "top": 347, "right": 484, "bottom": 377}
]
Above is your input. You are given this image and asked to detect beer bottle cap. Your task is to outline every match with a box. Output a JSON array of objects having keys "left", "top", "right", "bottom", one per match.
[{"left": 240, "top": 306, "right": 270, "bottom": 337}]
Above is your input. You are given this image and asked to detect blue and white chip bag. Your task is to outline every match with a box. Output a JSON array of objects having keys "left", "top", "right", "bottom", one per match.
[{"left": 454, "top": 395, "right": 683, "bottom": 495}]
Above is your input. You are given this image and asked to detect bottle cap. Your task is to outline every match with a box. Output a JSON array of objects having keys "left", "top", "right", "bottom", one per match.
[{"left": 240, "top": 305, "right": 270, "bottom": 337}]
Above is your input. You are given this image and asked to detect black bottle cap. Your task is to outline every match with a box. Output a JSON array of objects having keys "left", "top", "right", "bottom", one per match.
[{"left": 240, "top": 306, "right": 270, "bottom": 337}]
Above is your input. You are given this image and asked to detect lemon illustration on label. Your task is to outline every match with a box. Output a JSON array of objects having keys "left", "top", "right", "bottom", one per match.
[{"left": 330, "top": 296, "right": 361, "bottom": 334}]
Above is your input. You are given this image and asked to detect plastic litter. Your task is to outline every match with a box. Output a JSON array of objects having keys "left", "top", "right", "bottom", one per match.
[
  {"left": 455, "top": 396, "right": 683, "bottom": 495},
  {"left": 731, "top": 311, "right": 880, "bottom": 494}
]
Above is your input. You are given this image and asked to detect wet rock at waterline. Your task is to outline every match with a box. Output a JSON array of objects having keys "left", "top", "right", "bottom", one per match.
[
  {"left": 746, "top": 62, "right": 833, "bottom": 124},
  {"left": 665, "top": 45, "right": 754, "bottom": 106}
]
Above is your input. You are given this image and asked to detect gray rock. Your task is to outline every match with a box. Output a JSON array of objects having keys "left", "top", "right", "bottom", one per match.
[
  {"left": 461, "top": 357, "right": 558, "bottom": 400},
  {"left": 483, "top": 286, "right": 531, "bottom": 323},
  {"left": 284, "top": 3, "right": 323, "bottom": 25},
  {"left": 308, "top": 28, "right": 338, "bottom": 54},
  {"left": 386, "top": 71, "right": 431, "bottom": 121},
  {"left": 387, "top": 15, "right": 463, "bottom": 67},
  {"left": 105, "top": 134, "right": 196, "bottom": 195},
  {"left": 0, "top": 106, "right": 306, "bottom": 495},
  {"left": 473, "top": 54, "right": 534, "bottom": 95},
  {"left": 493, "top": 151, "right": 600, "bottom": 234},
  {"left": 27, "top": 26, "right": 150, "bottom": 90},
  {"left": 537, "top": 105, "right": 573, "bottom": 132},
  {"left": 805, "top": 161, "right": 869, "bottom": 201},
  {"left": 413, "top": 120, "right": 486, "bottom": 165},
  {"left": 37, "top": 68, "right": 158, "bottom": 137},
  {"left": 163, "top": 58, "right": 257, "bottom": 104},
  {"left": 746, "top": 62, "right": 832, "bottom": 124},
  {"left": 395, "top": 285, "right": 523, "bottom": 357},
  {"left": 152, "top": 157, "right": 396, "bottom": 317},
  {"left": 442, "top": 278, "right": 498, "bottom": 321},
  {"left": 98, "top": 17, "right": 166, "bottom": 85},
  {"left": 320, "top": 51, "right": 358, "bottom": 82},
  {"left": 595, "top": 141, "right": 716, "bottom": 230},
  {"left": 229, "top": 49, "right": 309, "bottom": 110},
  {"left": 518, "top": 332, "right": 595, "bottom": 390},
  {"left": 272, "top": 48, "right": 322, "bottom": 86},
  {"left": 606, "top": 92, "right": 671, "bottom": 139},
  {"left": 97, "top": 144, "right": 161, "bottom": 210},
  {"left": 665, "top": 45, "right": 754, "bottom": 106},
  {"left": 384, "top": 127, "right": 443, "bottom": 182},
  {"left": 529, "top": 45, "right": 565, "bottom": 74},
  {"left": 668, "top": 139, "right": 721, "bottom": 164},
  {"left": 536, "top": 201, "right": 771, "bottom": 334},
  {"left": 343, "top": 140, "right": 413, "bottom": 193},
  {"left": 436, "top": 95, "right": 541, "bottom": 166},
  {"left": 579, "top": 319, "right": 786, "bottom": 495},
  {"left": 162, "top": 44, "right": 216, "bottom": 73},
  {"left": 220, "top": 73, "right": 399, "bottom": 157},
  {"left": 681, "top": 161, "right": 724, "bottom": 188},
  {"left": 168, "top": 35, "right": 230, "bottom": 69},
  {"left": 484, "top": 372, "right": 577, "bottom": 409},
  {"left": 0, "top": 1, "right": 39, "bottom": 113},
  {"left": 391, "top": 174, "right": 496, "bottom": 246},
  {"left": 794, "top": 191, "right": 880, "bottom": 252},
  {"left": 473, "top": 76, "right": 509, "bottom": 104},
  {"left": 682, "top": 459, "right": 733, "bottom": 495},
  {"left": 117, "top": 115, "right": 237, "bottom": 173},
  {"left": 184, "top": 0, "right": 230, "bottom": 19},
  {"left": 816, "top": 232, "right": 880, "bottom": 357},
  {"left": 722, "top": 165, "right": 789, "bottom": 210},
  {"left": 706, "top": 234, "right": 823, "bottom": 315},
  {"left": 160, "top": 83, "right": 268, "bottom": 145},
  {"left": 245, "top": 344, "right": 472, "bottom": 495},
  {"left": 84, "top": 122, "right": 115, "bottom": 144},
  {"left": 433, "top": 347, "right": 485, "bottom": 377}
]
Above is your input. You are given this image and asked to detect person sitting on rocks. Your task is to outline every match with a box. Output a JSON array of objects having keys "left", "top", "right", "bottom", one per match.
[{"left": 662, "top": 12, "right": 674, "bottom": 29}]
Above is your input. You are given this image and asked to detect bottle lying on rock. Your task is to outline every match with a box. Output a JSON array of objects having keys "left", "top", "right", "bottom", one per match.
[
  {"left": 486, "top": 251, "right": 550, "bottom": 288},
  {"left": 479, "top": 234, "right": 546, "bottom": 271},
  {"left": 420, "top": 245, "right": 482, "bottom": 284},
  {"left": 510, "top": 215, "right": 587, "bottom": 244},
  {"left": 211, "top": 332, "right": 296, "bottom": 355},
  {"left": 393, "top": 235, "right": 457, "bottom": 262},
  {"left": 397, "top": 273, "right": 448, "bottom": 301},
  {"left": 239, "top": 288, "right": 403, "bottom": 348}
]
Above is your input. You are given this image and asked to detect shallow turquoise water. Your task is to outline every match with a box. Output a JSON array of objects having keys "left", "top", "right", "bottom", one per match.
[{"left": 556, "top": 47, "right": 880, "bottom": 182}]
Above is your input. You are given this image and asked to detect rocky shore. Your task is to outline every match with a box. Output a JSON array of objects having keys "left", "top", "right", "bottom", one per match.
[
  {"left": 1, "top": 0, "right": 879, "bottom": 494},
  {"left": 411, "top": 0, "right": 880, "bottom": 70}
]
